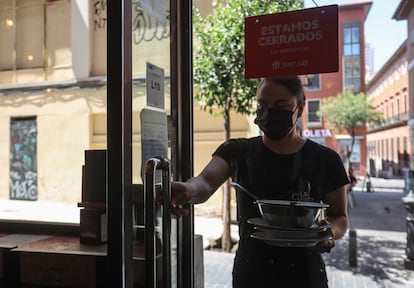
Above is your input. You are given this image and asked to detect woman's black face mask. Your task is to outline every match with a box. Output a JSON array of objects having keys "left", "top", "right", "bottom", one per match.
[{"left": 254, "top": 105, "right": 299, "bottom": 140}]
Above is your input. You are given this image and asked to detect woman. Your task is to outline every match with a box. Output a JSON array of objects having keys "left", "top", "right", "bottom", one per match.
[{"left": 171, "top": 76, "right": 349, "bottom": 287}]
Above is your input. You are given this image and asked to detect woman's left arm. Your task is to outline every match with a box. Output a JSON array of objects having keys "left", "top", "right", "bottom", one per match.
[
  {"left": 324, "top": 185, "right": 349, "bottom": 239},
  {"left": 315, "top": 185, "right": 348, "bottom": 253}
]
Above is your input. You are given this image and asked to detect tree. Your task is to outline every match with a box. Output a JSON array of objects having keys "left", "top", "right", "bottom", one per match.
[
  {"left": 193, "top": 0, "right": 303, "bottom": 252},
  {"left": 317, "top": 88, "right": 384, "bottom": 169}
]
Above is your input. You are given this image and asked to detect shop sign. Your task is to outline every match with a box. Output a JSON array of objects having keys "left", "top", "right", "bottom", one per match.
[
  {"left": 303, "top": 129, "right": 332, "bottom": 138},
  {"left": 245, "top": 5, "right": 338, "bottom": 78}
]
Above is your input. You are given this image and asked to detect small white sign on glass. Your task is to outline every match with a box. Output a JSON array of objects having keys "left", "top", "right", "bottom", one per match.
[{"left": 146, "top": 62, "right": 165, "bottom": 110}]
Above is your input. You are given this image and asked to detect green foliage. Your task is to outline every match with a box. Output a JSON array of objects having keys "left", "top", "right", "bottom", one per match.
[
  {"left": 318, "top": 88, "right": 384, "bottom": 134},
  {"left": 318, "top": 88, "right": 384, "bottom": 163},
  {"left": 193, "top": 0, "right": 303, "bottom": 117}
]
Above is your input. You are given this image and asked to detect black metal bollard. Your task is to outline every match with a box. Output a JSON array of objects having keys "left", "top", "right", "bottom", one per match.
[
  {"left": 348, "top": 229, "right": 357, "bottom": 267},
  {"left": 402, "top": 190, "right": 414, "bottom": 270},
  {"left": 366, "top": 180, "right": 372, "bottom": 192},
  {"left": 402, "top": 168, "right": 412, "bottom": 195}
]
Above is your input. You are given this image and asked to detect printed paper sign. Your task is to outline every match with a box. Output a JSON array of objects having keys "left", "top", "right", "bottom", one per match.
[
  {"left": 146, "top": 62, "right": 165, "bottom": 109},
  {"left": 140, "top": 108, "right": 168, "bottom": 183},
  {"left": 245, "top": 5, "right": 338, "bottom": 78}
]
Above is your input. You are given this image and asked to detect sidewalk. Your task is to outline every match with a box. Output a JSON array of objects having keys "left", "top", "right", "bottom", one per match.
[
  {"left": 356, "top": 176, "right": 405, "bottom": 192},
  {"left": 197, "top": 183, "right": 414, "bottom": 288}
]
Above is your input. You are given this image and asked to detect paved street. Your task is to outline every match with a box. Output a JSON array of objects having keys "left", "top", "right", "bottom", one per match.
[
  {"left": 198, "top": 177, "right": 414, "bottom": 288},
  {"left": 1, "top": 176, "right": 414, "bottom": 287}
]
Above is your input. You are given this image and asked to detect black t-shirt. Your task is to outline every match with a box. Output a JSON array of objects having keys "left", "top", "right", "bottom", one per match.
[{"left": 213, "top": 136, "right": 349, "bottom": 261}]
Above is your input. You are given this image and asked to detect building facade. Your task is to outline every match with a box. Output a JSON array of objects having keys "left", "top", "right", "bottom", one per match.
[
  {"left": 301, "top": 1, "right": 372, "bottom": 176},
  {"left": 366, "top": 41, "right": 410, "bottom": 178},
  {"left": 0, "top": 0, "right": 99, "bottom": 204},
  {"left": 394, "top": 0, "right": 414, "bottom": 172}
]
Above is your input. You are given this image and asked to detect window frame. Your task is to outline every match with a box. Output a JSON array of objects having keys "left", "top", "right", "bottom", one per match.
[
  {"left": 343, "top": 22, "right": 361, "bottom": 92},
  {"left": 305, "top": 74, "right": 321, "bottom": 91},
  {"left": 306, "top": 99, "right": 322, "bottom": 127}
]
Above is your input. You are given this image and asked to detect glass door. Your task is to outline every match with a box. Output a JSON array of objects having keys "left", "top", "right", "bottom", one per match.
[
  {"left": 130, "top": 1, "right": 177, "bottom": 287},
  {"left": 107, "top": 0, "right": 193, "bottom": 287}
]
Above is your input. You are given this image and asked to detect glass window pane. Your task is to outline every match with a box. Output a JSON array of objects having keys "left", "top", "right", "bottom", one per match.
[
  {"left": 0, "top": 1, "right": 15, "bottom": 70},
  {"left": 16, "top": 0, "right": 44, "bottom": 69},
  {"left": 352, "top": 56, "right": 360, "bottom": 74},
  {"left": 353, "top": 65, "right": 360, "bottom": 76},
  {"left": 345, "top": 78, "right": 353, "bottom": 88},
  {"left": 352, "top": 26, "right": 360, "bottom": 43},
  {"left": 306, "top": 74, "right": 320, "bottom": 91},
  {"left": 307, "top": 100, "right": 321, "bottom": 123},
  {"left": 343, "top": 27, "right": 351, "bottom": 44},
  {"left": 343, "top": 44, "right": 351, "bottom": 55},
  {"left": 45, "top": 0, "right": 71, "bottom": 68},
  {"left": 352, "top": 44, "right": 360, "bottom": 55},
  {"left": 344, "top": 57, "right": 352, "bottom": 68},
  {"left": 308, "top": 113, "right": 320, "bottom": 123},
  {"left": 353, "top": 78, "right": 361, "bottom": 91},
  {"left": 345, "top": 66, "right": 352, "bottom": 76}
]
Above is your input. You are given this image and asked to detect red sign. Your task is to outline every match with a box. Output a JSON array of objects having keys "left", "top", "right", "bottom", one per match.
[{"left": 245, "top": 5, "right": 338, "bottom": 79}]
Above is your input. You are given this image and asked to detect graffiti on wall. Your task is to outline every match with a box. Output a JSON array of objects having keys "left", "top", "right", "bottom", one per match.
[
  {"left": 132, "top": 2, "right": 170, "bottom": 44},
  {"left": 93, "top": 0, "right": 170, "bottom": 44},
  {"left": 10, "top": 118, "right": 37, "bottom": 200},
  {"left": 93, "top": 0, "right": 107, "bottom": 31}
]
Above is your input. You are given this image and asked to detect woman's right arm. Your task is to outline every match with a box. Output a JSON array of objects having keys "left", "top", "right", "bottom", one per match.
[{"left": 170, "top": 156, "right": 231, "bottom": 216}]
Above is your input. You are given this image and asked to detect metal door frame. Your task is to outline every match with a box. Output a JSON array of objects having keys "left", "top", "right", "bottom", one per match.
[
  {"left": 107, "top": 0, "right": 133, "bottom": 287},
  {"left": 107, "top": 1, "right": 194, "bottom": 287}
]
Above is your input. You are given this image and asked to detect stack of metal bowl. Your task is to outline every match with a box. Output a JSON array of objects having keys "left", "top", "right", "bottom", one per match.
[{"left": 248, "top": 200, "right": 332, "bottom": 247}]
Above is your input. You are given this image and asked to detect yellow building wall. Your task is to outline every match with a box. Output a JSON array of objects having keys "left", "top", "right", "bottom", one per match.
[
  {"left": 0, "top": 88, "right": 106, "bottom": 202},
  {"left": 0, "top": 0, "right": 256, "bottom": 219},
  {"left": 193, "top": 108, "right": 256, "bottom": 215}
]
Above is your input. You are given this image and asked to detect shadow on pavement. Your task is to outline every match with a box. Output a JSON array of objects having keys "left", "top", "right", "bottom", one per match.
[
  {"left": 324, "top": 232, "right": 413, "bottom": 286},
  {"left": 323, "top": 189, "right": 414, "bottom": 286}
]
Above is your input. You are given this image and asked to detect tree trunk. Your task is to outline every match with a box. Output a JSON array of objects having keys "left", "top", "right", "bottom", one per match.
[
  {"left": 222, "top": 179, "right": 232, "bottom": 252},
  {"left": 221, "top": 108, "right": 232, "bottom": 252}
]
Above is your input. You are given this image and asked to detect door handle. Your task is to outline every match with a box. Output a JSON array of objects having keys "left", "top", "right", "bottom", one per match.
[{"left": 144, "top": 156, "right": 172, "bottom": 288}]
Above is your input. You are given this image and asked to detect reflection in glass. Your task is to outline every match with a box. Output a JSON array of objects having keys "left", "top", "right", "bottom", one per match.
[{"left": 131, "top": 1, "right": 177, "bottom": 287}]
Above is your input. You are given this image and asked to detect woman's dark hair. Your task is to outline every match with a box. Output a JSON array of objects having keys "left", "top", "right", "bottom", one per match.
[{"left": 258, "top": 76, "right": 306, "bottom": 103}]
